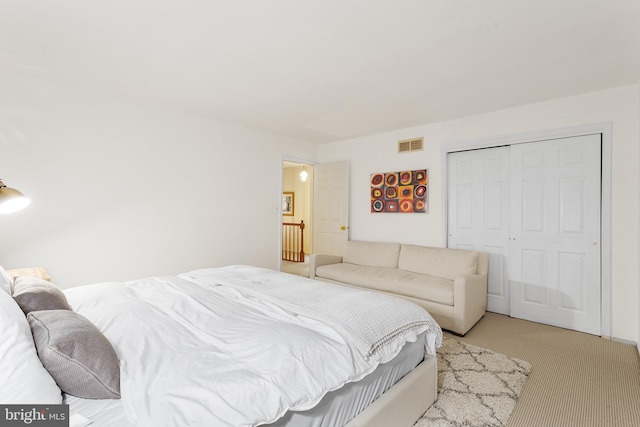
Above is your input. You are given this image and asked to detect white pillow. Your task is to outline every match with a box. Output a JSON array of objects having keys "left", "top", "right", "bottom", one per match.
[
  {"left": 0, "top": 289, "right": 63, "bottom": 403},
  {"left": 0, "top": 265, "right": 12, "bottom": 295}
]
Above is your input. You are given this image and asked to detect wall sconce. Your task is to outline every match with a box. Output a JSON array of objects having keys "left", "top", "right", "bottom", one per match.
[
  {"left": 299, "top": 166, "right": 308, "bottom": 182},
  {"left": 0, "top": 180, "right": 30, "bottom": 214}
]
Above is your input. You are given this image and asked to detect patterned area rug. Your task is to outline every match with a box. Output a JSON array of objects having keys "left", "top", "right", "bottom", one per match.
[{"left": 415, "top": 338, "right": 532, "bottom": 427}]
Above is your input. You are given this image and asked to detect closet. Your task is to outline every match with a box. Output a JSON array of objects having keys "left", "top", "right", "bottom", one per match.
[{"left": 447, "top": 134, "right": 602, "bottom": 335}]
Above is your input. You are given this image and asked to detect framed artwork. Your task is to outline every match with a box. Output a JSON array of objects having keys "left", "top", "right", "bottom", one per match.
[
  {"left": 370, "top": 169, "right": 428, "bottom": 213},
  {"left": 282, "top": 192, "right": 294, "bottom": 216}
]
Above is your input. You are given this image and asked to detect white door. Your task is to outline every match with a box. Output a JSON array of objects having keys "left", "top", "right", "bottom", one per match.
[
  {"left": 510, "top": 134, "right": 601, "bottom": 335},
  {"left": 313, "top": 161, "right": 350, "bottom": 256},
  {"left": 448, "top": 146, "right": 511, "bottom": 314}
]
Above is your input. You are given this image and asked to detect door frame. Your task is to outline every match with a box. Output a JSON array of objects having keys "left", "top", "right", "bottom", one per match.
[
  {"left": 279, "top": 155, "right": 317, "bottom": 271},
  {"left": 441, "top": 122, "right": 612, "bottom": 338}
]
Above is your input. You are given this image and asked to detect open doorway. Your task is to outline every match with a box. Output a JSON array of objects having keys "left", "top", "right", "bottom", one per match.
[{"left": 281, "top": 160, "right": 314, "bottom": 277}]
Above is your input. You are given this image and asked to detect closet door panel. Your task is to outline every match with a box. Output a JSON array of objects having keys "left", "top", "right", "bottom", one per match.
[
  {"left": 509, "top": 134, "right": 601, "bottom": 335},
  {"left": 448, "top": 146, "right": 510, "bottom": 315}
]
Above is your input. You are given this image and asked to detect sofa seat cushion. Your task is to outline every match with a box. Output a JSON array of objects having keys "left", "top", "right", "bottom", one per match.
[
  {"left": 315, "top": 263, "right": 453, "bottom": 306},
  {"left": 399, "top": 244, "right": 478, "bottom": 280}
]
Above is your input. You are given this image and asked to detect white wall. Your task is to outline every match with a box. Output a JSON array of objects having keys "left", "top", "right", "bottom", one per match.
[
  {"left": 0, "top": 80, "right": 316, "bottom": 287},
  {"left": 318, "top": 85, "right": 640, "bottom": 343}
]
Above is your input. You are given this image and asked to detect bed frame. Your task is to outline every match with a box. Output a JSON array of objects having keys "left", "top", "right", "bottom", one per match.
[{"left": 345, "top": 356, "right": 438, "bottom": 427}]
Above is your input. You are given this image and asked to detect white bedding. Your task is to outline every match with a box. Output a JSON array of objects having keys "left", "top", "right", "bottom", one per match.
[{"left": 64, "top": 266, "right": 442, "bottom": 427}]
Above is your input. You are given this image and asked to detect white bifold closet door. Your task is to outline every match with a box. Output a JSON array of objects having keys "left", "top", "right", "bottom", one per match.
[
  {"left": 447, "top": 146, "right": 511, "bottom": 315},
  {"left": 448, "top": 134, "right": 602, "bottom": 335}
]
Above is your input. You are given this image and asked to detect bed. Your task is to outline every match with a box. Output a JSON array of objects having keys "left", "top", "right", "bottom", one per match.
[{"left": 0, "top": 265, "right": 442, "bottom": 427}]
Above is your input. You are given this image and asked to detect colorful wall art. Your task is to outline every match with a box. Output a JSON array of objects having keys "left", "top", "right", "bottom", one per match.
[{"left": 370, "top": 169, "right": 428, "bottom": 213}]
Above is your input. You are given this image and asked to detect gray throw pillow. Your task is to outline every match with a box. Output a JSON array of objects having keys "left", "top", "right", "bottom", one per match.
[
  {"left": 27, "top": 310, "right": 121, "bottom": 399},
  {"left": 12, "top": 277, "right": 71, "bottom": 314}
]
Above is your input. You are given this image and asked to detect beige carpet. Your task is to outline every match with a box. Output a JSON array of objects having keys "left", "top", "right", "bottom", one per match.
[
  {"left": 443, "top": 313, "right": 640, "bottom": 427},
  {"left": 415, "top": 338, "right": 531, "bottom": 426}
]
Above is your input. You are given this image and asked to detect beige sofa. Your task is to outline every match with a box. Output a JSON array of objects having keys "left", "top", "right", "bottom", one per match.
[{"left": 309, "top": 240, "right": 488, "bottom": 335}]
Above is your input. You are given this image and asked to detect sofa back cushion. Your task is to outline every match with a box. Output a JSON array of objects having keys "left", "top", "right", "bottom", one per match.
[
  {"left": 398, "top": 245, "right": 478, "bottom": 280},
  {"left": 343, "top": 241, "right": 400, "bottom": 268}
]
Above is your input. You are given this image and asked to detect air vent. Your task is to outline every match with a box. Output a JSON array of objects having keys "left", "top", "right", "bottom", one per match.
[{"left": 398, "top": 137, "right": 424, "bottom": 153}]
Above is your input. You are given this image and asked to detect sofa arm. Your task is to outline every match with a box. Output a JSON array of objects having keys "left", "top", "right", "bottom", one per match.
[
  {"left": 452, "top": 274, "right": 488, "bottom": 335},
  {"left": 309, "top": 254, "right": 343, "bottom": 279}
]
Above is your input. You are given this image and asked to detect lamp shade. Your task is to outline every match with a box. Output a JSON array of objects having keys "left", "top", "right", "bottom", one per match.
[{"left": 0, "top": 181, "right": 30, "bottom": 214}]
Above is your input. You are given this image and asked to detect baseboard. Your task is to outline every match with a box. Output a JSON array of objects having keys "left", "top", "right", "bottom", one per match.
[{"left": 611, "top": 336, "right": 638, "bottom": 347}]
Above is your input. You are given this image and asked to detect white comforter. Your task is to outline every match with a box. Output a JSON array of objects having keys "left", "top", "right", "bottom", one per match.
[{"left": 64, "top": 266, "right": 442, "bottom": 427}]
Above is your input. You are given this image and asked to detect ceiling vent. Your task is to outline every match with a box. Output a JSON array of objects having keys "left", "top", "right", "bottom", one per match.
[{"left": 398, "top": 137, "right": 424, "bottom": 153}]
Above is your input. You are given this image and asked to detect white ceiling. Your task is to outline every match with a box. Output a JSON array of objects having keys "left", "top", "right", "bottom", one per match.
[{"left": 1, "top": 0, "right": 639, "bottom": 143}]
